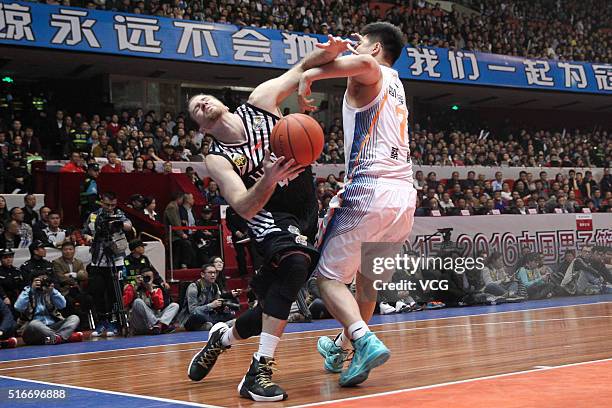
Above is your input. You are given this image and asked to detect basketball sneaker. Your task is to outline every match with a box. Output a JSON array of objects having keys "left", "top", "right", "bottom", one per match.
[
  {"left": 187, "top": 322, "right": 230, "bottom": 381},
  {"left": 317, "top": 336, "right": 348, "bottom": 373},
  {"left": 339, "top": 332, "right": 390, "bottom": 387},
  {"left": 238, "top": 355, "right": 287, "bottom": 402}
]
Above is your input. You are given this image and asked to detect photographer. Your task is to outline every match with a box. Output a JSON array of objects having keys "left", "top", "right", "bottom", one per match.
[
  {"left": 83, "top": 191, "right": 132, "bottom": 337},
  {"left": 178, "top": 264, "right": 238, "bottom": 331},
  {"left": 122, "top": 268, "right": 179, "bottom": 335},
  {"left": 14, "top": 271, "right": 82, "bottom": 345}
]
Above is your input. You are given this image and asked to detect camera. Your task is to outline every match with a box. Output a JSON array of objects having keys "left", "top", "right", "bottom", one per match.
[
  {"left": 217, "top": 299, "right": 240, "bottom": 311},
  {"left": 95, "top": 213, "right": 129, "bottom": 257},
  {"left": 142, "top": 275, "right": 152, "bottom": 283},
  {"left": 37, "top": 276, "right": 51, "bottom": 290}
]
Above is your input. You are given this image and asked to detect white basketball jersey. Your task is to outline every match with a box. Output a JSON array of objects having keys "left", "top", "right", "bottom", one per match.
[{"left": 342, "top": 65, "right": 413, "bottom": 183}]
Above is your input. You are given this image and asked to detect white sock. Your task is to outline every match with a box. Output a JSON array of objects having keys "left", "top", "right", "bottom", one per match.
[
  {"left": 347, "top": 320, "right": 370, "bottom": 341},
  {"left": 254, "top": 332, "right": 280, "bottom": 359},
  {"left": 220, "top": 327, "right": 237, "bottom": 347},
  {"left": 334, "top": 331, "right": 351, "bottom": 350}
]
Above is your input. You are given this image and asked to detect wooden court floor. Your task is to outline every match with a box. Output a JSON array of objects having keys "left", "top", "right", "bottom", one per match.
[{"left": 1, "top": 302, "right": 611, "bottom": 407}]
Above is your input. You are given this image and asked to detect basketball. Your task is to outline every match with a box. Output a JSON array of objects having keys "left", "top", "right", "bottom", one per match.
[{"left": 270, "top": 113, "right": 324, "bottom": 165}]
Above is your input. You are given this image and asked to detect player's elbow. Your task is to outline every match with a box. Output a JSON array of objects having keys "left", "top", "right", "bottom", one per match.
[
  {"left": 356, "top": 54, "right": 378, "bottom": 73},
  {"left": 232, "top": 202, "right": 257, "bottom": 221}
]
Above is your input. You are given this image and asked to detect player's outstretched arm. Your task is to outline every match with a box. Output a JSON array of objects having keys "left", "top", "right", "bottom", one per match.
[
  {"left": 248, "top": 35, "right": 353, "bottom": 115},
  {"left": 297, "top": 54, "right": 382, "bottom": 111},
  {"left": 205, "top": 152, "right": 304, "bottom": 220}
]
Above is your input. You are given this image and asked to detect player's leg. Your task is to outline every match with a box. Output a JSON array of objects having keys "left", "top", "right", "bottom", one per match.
[{"left": 238, "top": 251, "right": 312, "bottom": 402}]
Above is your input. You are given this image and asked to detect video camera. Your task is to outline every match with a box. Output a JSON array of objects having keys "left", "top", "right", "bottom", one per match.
[{"left": 95, "top": 212, "right": 129, "bottom": 257}]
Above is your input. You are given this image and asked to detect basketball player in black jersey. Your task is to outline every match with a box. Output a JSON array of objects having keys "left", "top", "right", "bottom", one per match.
[{"left": 185, "top": 36, "right": 353, "bottom": 402}]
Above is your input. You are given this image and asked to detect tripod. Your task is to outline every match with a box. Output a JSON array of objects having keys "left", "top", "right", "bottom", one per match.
[{"left": 102, "top": 248, "right": 130, "bottom": 337}]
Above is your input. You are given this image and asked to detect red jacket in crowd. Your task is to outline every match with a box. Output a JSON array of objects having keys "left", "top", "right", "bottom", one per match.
[
  {"left": 122, "top": 284, "right": 164, "bottom": 310},
  {"left": 101, "top": 163, "right": 125, "bottom": 173}
]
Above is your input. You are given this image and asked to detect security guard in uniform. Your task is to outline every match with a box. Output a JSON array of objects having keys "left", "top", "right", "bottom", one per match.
[
  {"left": 0, "top": 248, "right": 25, "bottom": 309},
  {"left": 123, "top": 239, "right": 169, "bottom": 290},
  {"left": 20, "top": 240, "right": 55, "bottom": 285},
  {"left": 79, "top": 162, "right": 100, "bottom": 221}
]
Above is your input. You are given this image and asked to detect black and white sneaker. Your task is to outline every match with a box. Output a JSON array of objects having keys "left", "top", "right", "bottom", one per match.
[
  {"left": 187, "top": 322, "right": 230, "bottom": 381},
  {"left": 238, "top": 355, "right": 288, "bottom": 402}
]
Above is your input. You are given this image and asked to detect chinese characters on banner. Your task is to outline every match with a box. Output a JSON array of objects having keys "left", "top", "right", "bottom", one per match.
[{"left": 0, "top": 2, "right": 610, "bottom": 94}]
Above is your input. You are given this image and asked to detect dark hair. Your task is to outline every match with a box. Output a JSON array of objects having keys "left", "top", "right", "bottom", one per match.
[
  {"left": 361, "top": 22, "right": 404, "bottom": 65},
  {"left": 201, "top": 263, "right": 216, "bottom": 272},
  {"left": 101, "top": 191, "right": 117, "bottom": 201},
  {"left": 48, "top": 211, "right": 61, "bottom": 218},
  {"left": 142, "top": 196, "right": 155, "bottom": 207}
]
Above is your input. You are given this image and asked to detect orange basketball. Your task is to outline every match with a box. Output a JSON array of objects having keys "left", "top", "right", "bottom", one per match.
[{"left": 270, "top": 113, "right": 324, "bottom": 166}]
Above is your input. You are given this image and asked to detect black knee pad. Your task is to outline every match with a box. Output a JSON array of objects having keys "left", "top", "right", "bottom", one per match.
[
  {"left": 263, "top": 253, "right": 312, "bottom": 320},
  {"left": 235, "top": 304, "right": 263, "bottom": 339}
]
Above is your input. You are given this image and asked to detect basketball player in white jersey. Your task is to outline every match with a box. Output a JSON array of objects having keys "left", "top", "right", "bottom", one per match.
[
  {"left": 298, "top": 22, "right": 417, "bottom": 386},
  {"left": 185, "top": 36, "right": 356, "bottom": 401}
]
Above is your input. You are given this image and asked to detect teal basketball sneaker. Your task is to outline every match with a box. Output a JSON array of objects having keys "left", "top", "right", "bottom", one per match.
[
  {"left": 317, "top": 336, "right": 348, "bottom": 373},
  {"left": 339, "top": 332, "right": 390, "bottom": 387}
]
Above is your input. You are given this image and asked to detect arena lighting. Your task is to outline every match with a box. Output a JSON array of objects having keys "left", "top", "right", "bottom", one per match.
[
  {"left": 1, "top": 76, "right": 13, "bottom": 83},
  {"left": 451, "top": 104, "right": 459, "bottom": 110}
]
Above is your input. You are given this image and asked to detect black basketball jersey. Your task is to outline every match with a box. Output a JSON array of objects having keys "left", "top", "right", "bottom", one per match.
[{"left": 208, "top": 103, "right": 318, "bottom": 242}]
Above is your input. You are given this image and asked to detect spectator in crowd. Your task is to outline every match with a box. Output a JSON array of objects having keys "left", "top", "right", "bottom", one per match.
[
  {"left": 32, "top": 206, "right": 51, "bottom": 236},
  {"left": 79, "top": 163, "right": 100, "bottom": 220},
  {"left": 14, "top": 271, "right": 83, "bottom": 345},
  {"left": 193, "top": 205, "right": 220, "bottom": 265},
  {"left": 185, "top": 166, "right": 204, "bottom": 191},
  {"left": 163, "top": 192, "right": 194, "bottom": 269},
  {"left": 0, "top": 221, "right": 21, "bottom": 249},
  {"left": 5, "top": 155, "right": 30, "bottom": 194},
  {"left": 35, "top": 211, "right": 67, "bottom": 248},
  {"left": 101, "top": 152, "right": 125, "bottom": 173},
  {"left": 480, "top": 252, "right": 522, "bottom": 298},
  {"left": 0, "top": 300, "right": 17, "bottom": 348},
  {"left": 52, "top": 241, "right": 92, "bottom": 325},
  {"left": 10, "top": 207, "right": 33, "bottom": 248},
  {"left": 516, "top": 254, "right": 556, "bottom": 299},
  {"left": 21, "top": 194, "right": 39, "bottom": 226},
  {"left": 0, "top": 248, "right": 24, "bottom": 311},
  {"left": 23, "top": 126, "right": 42, "bottom": 157},
  {"left": 204, "top": 180, "right": 225, "bottom": 205},
  {"left": 0, "top": 196, "right": 10, "bottom": 228},
  {"left": 132, "top": 156, "right": 145, "bottom": 173},
  {"left": 127, "top": 194, "right": 145, "bottom": 211},
  {"left": 60, "top": 152, "right": 85, "bottom": 173},
  {"left": 122, "top": 267, "right": 178, "bottom": 335},
  {"left": 178, "top": 264, "right": 236, "bottom": 331},
  {"left": 92, "top": 134, "right": 114, "bottom": 158},
  {"left": 142, "top": 196, "right": 160, "bottom": 222},
  {"left": 20, "top": 240, "right": 55, "bottom": 284},
  {"left": 144, "top": 158, "right": 158, "bottom": 172}
]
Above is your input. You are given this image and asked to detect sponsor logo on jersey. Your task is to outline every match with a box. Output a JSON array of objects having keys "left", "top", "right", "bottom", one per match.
[
  {"left": 253, "top": 116, "right": 265, "bottom": 131},
  {"left": 295, "top": 235, "right": 308, "bottom": 246},
  {"left": 230, "top": 153, "right": 248, "bottom": 172}
]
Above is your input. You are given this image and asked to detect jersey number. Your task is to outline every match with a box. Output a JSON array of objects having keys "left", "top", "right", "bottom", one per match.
[{"left": 395, "top": 105, "right": 407, "bottom": 143}]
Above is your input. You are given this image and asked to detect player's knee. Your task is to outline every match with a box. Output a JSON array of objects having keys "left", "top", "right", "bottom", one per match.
[
  {"left": 278, "top": 253, "right": 312, "bottom": 301},
  {"left": 261, "top": 253, "right": 312, "bottom": 320},
  {"left": 235, "top": 304, "right": 263, "bottom": 339}
]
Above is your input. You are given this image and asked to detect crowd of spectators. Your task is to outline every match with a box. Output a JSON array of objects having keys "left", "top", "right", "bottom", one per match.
[{"left": 34, "top": 0, "right": 612, "bottom": 63}]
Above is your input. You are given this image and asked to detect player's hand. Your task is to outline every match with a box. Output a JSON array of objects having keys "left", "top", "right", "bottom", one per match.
[
  {"left": 298, "top": 72, "right": 316, "bottom": 113},
  {"left": 262, "top": 150, "right": 305, "bottom": 185},
  {"left": 3, "top": 297, "right": 10, "bottom": 305},
  {"left": 348, "top": 33, "right": 364, "bottom": 54},
  {"left": 316, "top": 35, "right": 355, "bottom": 56}
]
